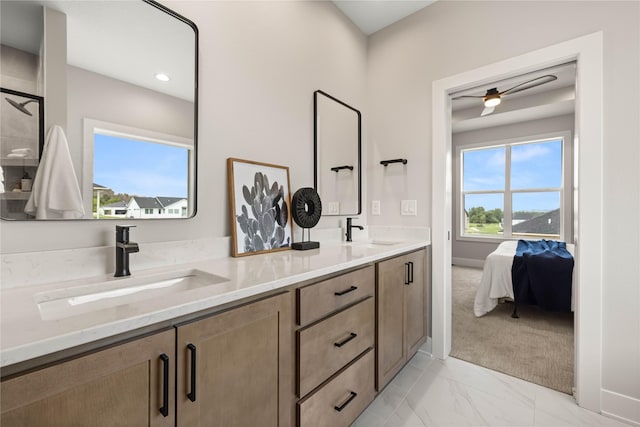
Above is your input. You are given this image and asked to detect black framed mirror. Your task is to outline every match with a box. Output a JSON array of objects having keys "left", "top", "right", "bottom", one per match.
[
  {"left": 0, "top": 0, "right": 198, "bottom": 220},
  {"left": 313, "top": 90, "right": 361, "bottom": 216}
]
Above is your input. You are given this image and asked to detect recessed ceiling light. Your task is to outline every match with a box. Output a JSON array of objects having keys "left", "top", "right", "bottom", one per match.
[{"left": 155, "top": 73, "right": 170, "bottom": 82}]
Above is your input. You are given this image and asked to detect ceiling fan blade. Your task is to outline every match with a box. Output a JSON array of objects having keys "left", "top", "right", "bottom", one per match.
[
  {"left": 452, "top": 94, "right": 486, "bottom": 100},
  {"left": 480, "top": 106, "right": 495, "bottom": 116},
  {"left": 500, "top": 75, "right": 557, "bottom": 96}
]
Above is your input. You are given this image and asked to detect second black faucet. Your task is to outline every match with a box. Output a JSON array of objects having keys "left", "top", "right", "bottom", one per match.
[{"left": 345, "top": 217, "right": 364, "bottom": 242}]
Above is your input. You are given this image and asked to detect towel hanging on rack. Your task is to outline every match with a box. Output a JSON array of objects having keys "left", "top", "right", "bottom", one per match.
[{"left": 25, "top": 125, "right": 85, "bottom": 219}]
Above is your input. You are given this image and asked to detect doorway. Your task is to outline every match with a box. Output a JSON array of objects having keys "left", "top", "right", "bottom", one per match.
[
  {"left": 448, "top": 65, "right": 576, "bottom": 393},
  {"left": 431, "top": 32, "right": 604, "bottom": 412}
]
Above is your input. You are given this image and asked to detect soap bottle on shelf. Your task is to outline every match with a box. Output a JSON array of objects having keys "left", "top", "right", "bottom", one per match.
[{"left": 21, "top": 171, "right": 33, "bottom": 192}]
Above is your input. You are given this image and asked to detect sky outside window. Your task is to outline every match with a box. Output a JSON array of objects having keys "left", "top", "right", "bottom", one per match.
[
  {"left": 511, "top": 139, "right": 562, "bottom": 190},
  {"left": 463, "top": 139, "right": 562, "bottom": 211},
  {"left": 463, "top": 146, "right": 505, "bottom": 191},
  {"left": 94, "top": 133, "right": 188, "bottom": 198}
]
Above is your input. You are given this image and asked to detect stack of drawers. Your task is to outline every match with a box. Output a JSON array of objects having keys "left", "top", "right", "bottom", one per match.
[{"left": 295, "top": 265, "right": 376, "bottom": 427}]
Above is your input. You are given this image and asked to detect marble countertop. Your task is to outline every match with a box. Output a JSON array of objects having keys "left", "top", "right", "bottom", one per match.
[{"left": 0, "top": 239, "right": 428, "bottom": 368}]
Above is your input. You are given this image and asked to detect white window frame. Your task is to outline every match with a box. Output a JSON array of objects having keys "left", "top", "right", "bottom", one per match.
[
  {"left": 82, "top": 118, "right": 194, "bottom": 218},
  {"left": 456, "top": 130, "right": 571, "bottom": 243}
]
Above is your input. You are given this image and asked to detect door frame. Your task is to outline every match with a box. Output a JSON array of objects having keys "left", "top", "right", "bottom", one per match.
[{"left": 431, "top": 32, "right": 603, "bottom": 412}]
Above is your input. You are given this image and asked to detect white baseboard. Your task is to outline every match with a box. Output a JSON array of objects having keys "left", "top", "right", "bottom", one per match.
[
  {"left": 601, "top": 389, "right": 640, "bottom": 426},
  {"left": 452, "top": 257, "right": 485, "bottom": 269}
]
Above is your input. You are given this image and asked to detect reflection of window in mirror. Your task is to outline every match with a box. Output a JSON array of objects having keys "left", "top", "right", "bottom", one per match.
[{"left": 82, "top": 119, "right": 194, "bottom": 220}]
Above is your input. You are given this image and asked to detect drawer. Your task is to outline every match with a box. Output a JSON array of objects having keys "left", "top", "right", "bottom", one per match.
[
  {"left": 297, "top": 265, "right": 374, "bottom": 326},
  {"left": 298, "top": 348, "right": 375, "bottom": 427},
  {"left": 298, "top": 298, "right": 374, "bottom": 397}
]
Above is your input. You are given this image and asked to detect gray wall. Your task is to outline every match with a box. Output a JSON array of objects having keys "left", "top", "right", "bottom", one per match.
[
  {"left": 452, "top": 114, "right": 575, "bottom": 265},
  {"left": 0, "top": 44, "right": 40, "bottom": 95}
]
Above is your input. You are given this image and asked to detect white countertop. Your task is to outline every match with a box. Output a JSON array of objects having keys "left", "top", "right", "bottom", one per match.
[{"left": 0, "top": 239, "right": 428, "bottom": 368}]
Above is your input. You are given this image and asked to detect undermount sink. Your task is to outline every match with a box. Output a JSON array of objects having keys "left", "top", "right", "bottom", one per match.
[
  {"left": 35, "top": 269, "right": 228, "bottom": 320},
  {"left": 345, "top": 240, "right": 401, "bottom": 247}
]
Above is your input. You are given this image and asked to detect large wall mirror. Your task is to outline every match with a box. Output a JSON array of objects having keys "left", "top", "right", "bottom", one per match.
[
  {"left": 314, "top": 90, "right": 361, "bottom": 216},
  {"left": 0, "top": 0, "right": 198, "bottom": 220}
]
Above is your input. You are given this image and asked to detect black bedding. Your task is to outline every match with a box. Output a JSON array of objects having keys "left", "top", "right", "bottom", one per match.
[{"left": 511, "top": 239, "right": 574, "bottom": 313}]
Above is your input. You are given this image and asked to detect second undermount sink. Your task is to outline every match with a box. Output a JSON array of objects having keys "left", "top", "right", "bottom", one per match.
[
  {"left": 35, "top": 269, "right": 228, "bottom": 321},
  {"left": 345, "top": 240, "right": 401, "bottom": 247}
]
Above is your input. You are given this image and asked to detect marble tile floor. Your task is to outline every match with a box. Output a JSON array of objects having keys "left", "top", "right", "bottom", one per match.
[{"left": 352, "top": 351, "right": 630, "bottom": 427}]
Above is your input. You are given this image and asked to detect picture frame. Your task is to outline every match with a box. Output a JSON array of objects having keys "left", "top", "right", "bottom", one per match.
[{"left": 227, "top": 158, "right": 293, "bottom": 257}]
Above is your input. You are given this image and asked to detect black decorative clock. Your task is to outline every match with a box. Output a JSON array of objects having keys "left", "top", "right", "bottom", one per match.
[{"left": 291, "top": 187, "right": 322, "bottom": 250}]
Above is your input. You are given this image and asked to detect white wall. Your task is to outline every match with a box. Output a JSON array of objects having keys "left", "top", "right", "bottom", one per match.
[
  {"left": 0, "top": 1, "right": 367, "bottom": 252},
  {"left": 452, "top": 114, "right": 575, "bottom": 264},
  {"left": 367, "top": 0, "right": 639, "bottom": 418}
]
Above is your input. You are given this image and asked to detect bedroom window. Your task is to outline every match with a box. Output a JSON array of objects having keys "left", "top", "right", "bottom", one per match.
[{"left": 461, "top": 137, "right": 564, "bottom": 240}]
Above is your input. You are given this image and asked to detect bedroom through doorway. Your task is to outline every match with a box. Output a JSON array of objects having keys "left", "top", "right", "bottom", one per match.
[{"left": 448, "top": 63, "right": 577, "bottom": 394}]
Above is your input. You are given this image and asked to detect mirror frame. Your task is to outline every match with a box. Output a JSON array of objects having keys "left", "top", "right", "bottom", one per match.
[
  {"left": 0, "top": 0, "right": 199, "bottom": 221},
  {"left": 313, "top": 90, "right": 361, "bottom": 216}
]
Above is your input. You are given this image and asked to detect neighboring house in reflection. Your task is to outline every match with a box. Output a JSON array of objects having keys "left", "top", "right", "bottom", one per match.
[
  {"left": 99, "top": 200, "right": 128, "bottom": 218},
  {"left": 99, "top": 196, "right": 187, "bottom": 219}
]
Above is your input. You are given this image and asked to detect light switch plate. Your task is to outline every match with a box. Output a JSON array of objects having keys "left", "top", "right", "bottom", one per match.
[
  {"left": 371, "top": 200, "right": 381, "bottom": 216},
  {"left": 326, "top": 202, "right": 340, "bottom": 215},
  {"left": 401, "top": 200, "right": 417, "bottom": 216}
]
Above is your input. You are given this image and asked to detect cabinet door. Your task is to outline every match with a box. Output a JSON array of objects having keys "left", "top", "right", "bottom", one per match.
[
  {"left": 177, "top": 292, "right": 292, "bottom": 427},
  {"left": 1, "top": 329, "right": 175, "bottom": 427},
  {"left": 376, "top": 254, "right": 407, "bottom": 390},
  {"left": 404, "top": 249, "right": 427, "bottom": 358}
]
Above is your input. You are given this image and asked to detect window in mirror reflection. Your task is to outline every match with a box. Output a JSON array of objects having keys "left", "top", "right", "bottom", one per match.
[{"left": 92, "top": 132, "right": 190, "bottom": 219}]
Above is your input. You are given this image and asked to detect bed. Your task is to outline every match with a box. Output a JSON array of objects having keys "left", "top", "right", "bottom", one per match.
[{"left": 473, "top": 240, "right": 575, "bottom": 317}]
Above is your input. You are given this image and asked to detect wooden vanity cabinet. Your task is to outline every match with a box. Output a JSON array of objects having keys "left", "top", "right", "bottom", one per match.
[
  {"left": 296, "top": 265, "right": 376, "bottom": 427},
  {"left": 1, "top": 246, "right": 430, "bottom": 426},
  {"left": 376, "top": 248, "right": 428, "bottom": 391},
  {"left": 0, "top": 329, "right": 175, "bottom": 427},
  {"left": 176, "top": 291, "right": 292, "bottom": 427}
]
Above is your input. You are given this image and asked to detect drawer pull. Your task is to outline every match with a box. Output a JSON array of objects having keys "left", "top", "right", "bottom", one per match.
[
  {"left": 334, "top": 391, "right": 358, "bottom": 412},
  {"left": 187, "top": 343, "right": 197, "bottom": 402},
  {"left": 404, "top": 262, "right": 408, "bottom": 285},
  {"left": 159, "top": 353, "right": 170, "bottom": 417},
  {"left": 334, "top": 285, "right": 358, "bottom": 296},
  {"left": 408, "top": 261, "right": 414, "bottom": 284},
  {"left": 334, "top": 332, "right": 357, "bottom": 347}
]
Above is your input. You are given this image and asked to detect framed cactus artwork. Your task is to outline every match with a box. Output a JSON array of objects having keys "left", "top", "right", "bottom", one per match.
[{"left": 227, "top": 158, "right": 293, "bottom": 257}]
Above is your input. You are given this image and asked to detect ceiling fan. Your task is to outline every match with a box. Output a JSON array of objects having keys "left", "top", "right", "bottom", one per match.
[{"left": 453, "top": 74, "right": 558, "bottom": 117}]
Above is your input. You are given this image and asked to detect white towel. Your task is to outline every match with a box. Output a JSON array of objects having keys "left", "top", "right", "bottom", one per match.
[{"left": 25, "top": 126, "right": 85, "bottom": 219}]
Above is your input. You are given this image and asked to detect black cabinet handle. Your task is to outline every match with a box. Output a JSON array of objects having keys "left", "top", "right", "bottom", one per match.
[
  {"left": 404, "top": 262, "right": 410, "bottom": 285},
  {"left": 187, "top": 343, "right": 197, "bottom": 402},
  {"left": 409, "top": 261, "right": 414, "bottom": 283},
  {"left": 159, "top": 354, "right": 169, "bottom": 417},
  {"left": 334, "top": 332, "right": 357, "bottom": 347},
  {"left": 334, "top": 285, "right": 358, "bottom": 296},
  {"left": 334, "top": 391, "right": 357, "bottom": 412}
]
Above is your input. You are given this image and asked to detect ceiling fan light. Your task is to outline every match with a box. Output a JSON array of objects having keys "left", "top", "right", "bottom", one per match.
[{"left": 484, "top": 95, "right": 501, "bottom": 108}]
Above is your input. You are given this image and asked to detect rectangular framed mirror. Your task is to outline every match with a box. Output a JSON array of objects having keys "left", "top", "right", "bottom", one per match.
[
  {"left": 0, "top": 0, "right": 198, "bottom": 220},
  {"left": 313, "top": 90, "right": 361, "bottom": 216}
]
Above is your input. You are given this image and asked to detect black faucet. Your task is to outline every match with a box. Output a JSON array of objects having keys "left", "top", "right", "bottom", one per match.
[
  {"left": 345, "top": 217, "right": 364, "bottom": 242},
  {"left": 115, "top": 225, "right": 139, "bottom": 277}
]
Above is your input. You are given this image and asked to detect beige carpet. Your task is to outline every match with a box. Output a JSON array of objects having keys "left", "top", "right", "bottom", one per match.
[{"left": 450, "top": 265, "right": 574, "bottom": 394}]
